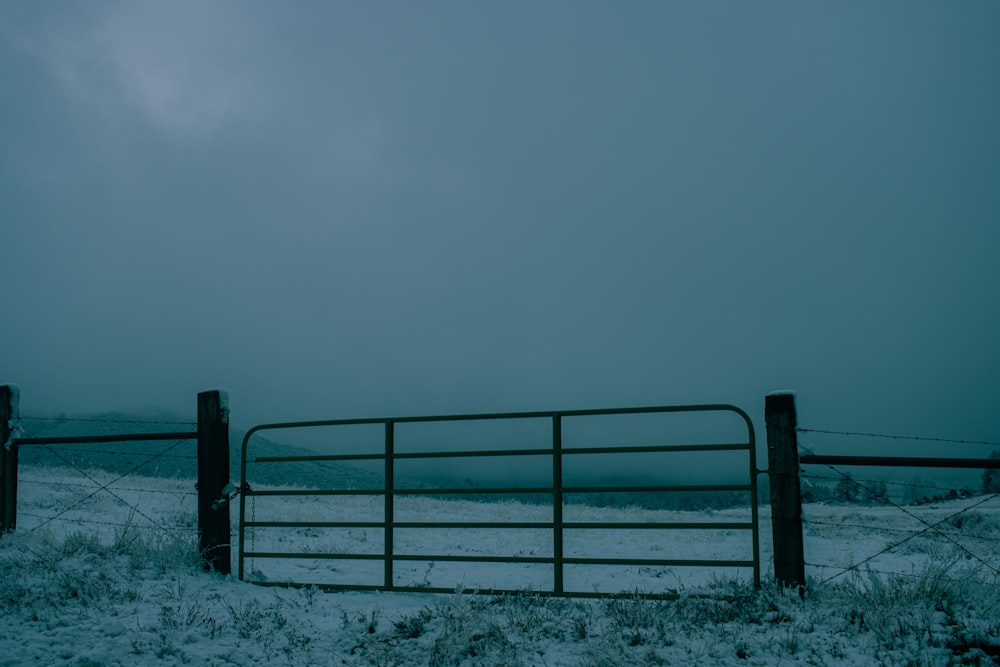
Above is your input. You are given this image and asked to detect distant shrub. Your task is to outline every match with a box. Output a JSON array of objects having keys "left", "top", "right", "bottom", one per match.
[
  {"left": 983, "top": 450, "right": 1000, "bottom": 494},
  {"left": 834, "top": 474, "right": 860, "bottom": 504}
]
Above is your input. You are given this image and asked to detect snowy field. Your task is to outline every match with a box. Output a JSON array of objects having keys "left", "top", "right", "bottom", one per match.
[
  {"left": 1, "top": 465, "right": 999, "bottom": 665},
  {"left": 240, "top": 491, "right": 759, "bottom": 594}
]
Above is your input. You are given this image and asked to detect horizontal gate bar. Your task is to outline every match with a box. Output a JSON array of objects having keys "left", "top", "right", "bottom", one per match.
[
  {"left": 245, "top": 521, "right": 552, "bottom": 529},
  {"left": 241, "top": 403, "right": 751, "bottom": 437},
  {"left": 253, "top": 453, "right": 385, "bottom": 463},
  {"left": 564, "top": 522, "right": 754, "bottom": 530},
  {"left": 245, "top": 521, "right": 389, "bottom": 528},
  {"left": 561, "top": 484, "right": 752, "bottom": 494},
  {"left": 249, "top": 442, "right": 752, "bottom": 465},
  {"left": 243, "top": 551, "right": 754, "bottom": 567},
  {"left": 245, "top": 483, "right": 753, "bottom": 498},
  {"left": 397, "top": 521, "right": 547, "bottom": 529},
  {"left": 394, "top": 447, "right": 550, "bottom": 459},
  {"left": 563, "top": 557, "right": 756, "bottom": 567},
  {"left": 389, "top": 484, "right": 753, "bottom": 495},
  {"left": 248, "top": 489, "right": 385, "bottom": 496},
  {"left": 394, "top": 554, "right": 555, "bottom": 564},
  {"left": 397, "top": 487, "right": 551, "bottom": 495},
  {"left": 800, "top": 454, "right": 1000, "bottom": 469},
  {"left": 244, "top": 520, "right": 755, "bottom": 530},
  {"left": 246, "top": 581, "right": 687, "bottom": 600},
  {"left": 244, "top": 521, "right": 753, "bottom": 530},
  {"left": 393, "top": 555, "right": 754, "bottom": 567},
  {"left": 244, "top": 552, "right": 385, "bottom": 560},
  {"left": 562, "top": 443, "right": 751, "bottom": 455},
  {"left": 13, "top": 431, "right": 197, "bottom": 446},
  {"left": 244, "top": 483, "right": 753, "bottom": 497},
  {"left": 394, "top": 555, "right": 753, "bottom": 567},
  {"left": 392, "top": 443, "right": 753, "bottom": 459},
  {"left": 245, "top": 551, "right": 556, "bottom": 564}
]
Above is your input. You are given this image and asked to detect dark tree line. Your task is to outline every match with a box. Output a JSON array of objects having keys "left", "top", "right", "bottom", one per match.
[{"left": 802, "top": 472, "right": 981, "bottom": 506}]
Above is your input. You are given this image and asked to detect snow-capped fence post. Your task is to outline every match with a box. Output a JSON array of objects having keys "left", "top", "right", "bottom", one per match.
[
  {"left": 765, "top": 392, "right": 805, "bottom": 594},
  {"left": 198, "top": 389, "right": 231, "bottom": 574},
  {"left": 0, "top": 385, "right": 18, "bottom": 534}
]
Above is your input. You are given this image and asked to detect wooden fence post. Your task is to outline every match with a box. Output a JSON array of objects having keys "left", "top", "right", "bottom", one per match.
[
  {"left": 1, "top": 385, "right": 18, "bottom": 535},
  {"left": 198, "top": 389, "right": 231, "bottom": 574},
  {"left": 765, "top": 392, "right": 805, "bottom": 593}
]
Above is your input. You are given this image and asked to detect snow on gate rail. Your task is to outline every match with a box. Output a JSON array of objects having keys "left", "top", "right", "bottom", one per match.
[{"left": 238, "top": 404, "right": 761, "bottom": 597}]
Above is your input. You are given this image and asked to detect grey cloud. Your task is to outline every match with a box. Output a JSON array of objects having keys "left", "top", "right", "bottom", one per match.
[{"left": 1, "top": 1, "right": 997, "bottom": 455}]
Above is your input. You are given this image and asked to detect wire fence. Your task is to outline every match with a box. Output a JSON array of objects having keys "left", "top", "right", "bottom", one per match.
[
  {"left": 10, "top": 406, "right": 1000, "bottom": 592},
  {"left": 12, "top": 418, "right": 202, "bottom": 541},
  {"left": 20, "top": 414, "right": 198, "bottom": 427},
  {"left": 795, "top": 427, "right": 1000, "bottom": 588},
  {"left": 801, "top": 472, "right": 978, "bottom": 500}
]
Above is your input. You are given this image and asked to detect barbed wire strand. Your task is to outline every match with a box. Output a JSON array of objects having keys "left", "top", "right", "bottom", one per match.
[
  {"left": 14, "top": 420, "right": 196, "bottom": 460},
  {"left": 18, "top": 511, "right": 198, "bottom": 534},
  {"left": 812, "top": 490, "right": 1000, "bottom": 585},
  {"left": 15, "top": 422, "right": 224, "bottom": 534},
  {"left": 800, "top": 443, "right": 1000, "bottom": 552},
  {"left": 14, "top": 422, "right": 40, "bottom": 440},
  {"left": 16, "top": 419, "right": 195, "bottom": 490},
  {"left": 21, "top": 415, "right": 196, "bottom": 427},
  {"left": 36, "top": 446, "right": 171, "bottom": 531},
  {"left": 797, "top": 427, "right": 1000, "bottom": 447},
  {"left": 804, "top": 562, "right": 1000, "bottom": 589},
  {"left": 19, "top": 477, "right": 196, "bottom": 497},
  {"left": 798, "top": 434, "right": 1000, "bottom": 579},
  {"left": 20, "top": 446, "right": 197, "bottom": 460},
  {"left": 24, "top": 438, "right": 191, "bottom": 535},
  {"left": 798, "top": 437, "right": 987, "bottom": 498},
  {"left": 803, "top": 518, "right": 1000, "bottom": 544},
  {"left": 800, "top": 473, "right": 978, "bottom": 498}
]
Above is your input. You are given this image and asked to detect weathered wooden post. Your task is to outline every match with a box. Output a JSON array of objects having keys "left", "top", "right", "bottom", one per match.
[
  {"left": 1, "top": 385, "right": 18, "bottom": 535},
  {"left": 765, "top": 392, "right": 805, "bottom": 593},
  {"left": 198, "top": 389, "right": 231, "bottom": 574}
]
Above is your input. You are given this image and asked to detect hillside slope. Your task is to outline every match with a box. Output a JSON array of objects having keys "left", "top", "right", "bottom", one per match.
[{"left": 15, "top": 411, "right": 388, "bottom": 490}]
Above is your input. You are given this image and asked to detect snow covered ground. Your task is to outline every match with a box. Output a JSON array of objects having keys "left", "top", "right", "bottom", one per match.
[
  {"left": 240, "top": 490, "right": 759, "bottom": 594},
  {"left": 2, "top": 465, "right": 999, "bottom": 665}
]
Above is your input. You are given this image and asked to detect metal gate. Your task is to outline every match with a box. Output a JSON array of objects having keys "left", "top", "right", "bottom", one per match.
[{"left": 238, "top": 404, "right": 760, "bottom": 596}]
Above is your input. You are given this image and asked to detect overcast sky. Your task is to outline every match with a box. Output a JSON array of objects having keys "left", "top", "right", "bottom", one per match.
[{"left": 2, "top": 1, "right": 998, "bottom": 452}]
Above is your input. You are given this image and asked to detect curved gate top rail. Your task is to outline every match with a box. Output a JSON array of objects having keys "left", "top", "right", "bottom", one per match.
[{"left": 239, "top": 403, "right": 760, "bottom": 596}]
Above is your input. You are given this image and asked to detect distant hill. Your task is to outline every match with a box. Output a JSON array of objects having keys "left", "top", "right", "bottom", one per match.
[
  {"left": 14, "top": 411, "right": 391, "bottom": 491},
  {"left": 14, "top": 410, "right": 765, "bottom": 509}
]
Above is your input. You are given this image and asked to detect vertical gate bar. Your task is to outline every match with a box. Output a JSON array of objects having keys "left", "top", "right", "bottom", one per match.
[
  {"left": 748, "top": 428, "right": 761, "bottom": 589},
  {"left": 552, "top": 413, "right": 564, "bottom": 595},
  {"left": 384, "top": 420, "right": 395, "bottom": 591},
  {"left": 237, "top": 492, "right": 246, "bottom": 581},
  {"left": 238, "top": 439, "right": 247, "bottom": 581}
]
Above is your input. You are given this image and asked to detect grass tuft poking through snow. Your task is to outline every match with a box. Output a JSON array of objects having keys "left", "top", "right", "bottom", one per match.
[{"left": 2, "top": 468, "right": 1000, "bottom": 665}]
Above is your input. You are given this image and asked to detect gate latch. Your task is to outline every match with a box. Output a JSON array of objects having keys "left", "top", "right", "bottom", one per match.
[{"left": 211, "top": 482, "right": 250, "bottom": 510}]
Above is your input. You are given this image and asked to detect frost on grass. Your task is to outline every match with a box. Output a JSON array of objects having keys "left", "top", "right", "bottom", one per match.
[
  {"left": 1, "top": 467, "right": 999, "bottom": 665},
  {"left": 3, "top": 529, "right": 999, "bottom": 666}
]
